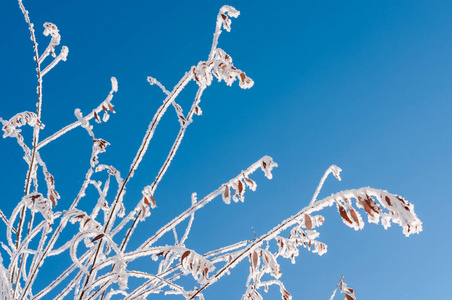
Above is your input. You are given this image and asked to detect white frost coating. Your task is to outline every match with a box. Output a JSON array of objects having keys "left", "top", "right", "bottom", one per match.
[
  {"left": 37, "top": 79, "right": 117, "bottom": 150},
  {"left": 43, "top": 22, "right": 60, "bottom": 45},
  {"left": 189, "top": 186, "right": 422, "bottom": 299},
  {"left": 310, "top": 165, "right": 342, "bottom": 206},
  {"left": 193, "top": 48, "right": 254, "bottom": 89},
  {"left": 329, "top": 276, "right": 356, "bottom": 300},
  {"left": 1, "top": 112, "right": 43, "bottom": 167},
  {"left": 37, "top": 21, "right": 68, "bottom": 75},
  {"left": 127, "top": 71, "right": 193, "bottom": 180},
  {"left": 91, "top": 139, "right": 110, "bottom": 168},
  {"left": 39, "top": 22, "right": 60, "bottom": 63},
  {"left": 74, "top": 108, "right": 95, "bottom": 138},
  {"left": 138, "top": 156, "right": 277, "bottom": 250},
  {"left": 147, "top": 76, "right": 169, "bottom": 95},
  {"left": 180, "top": 250, "right": 215, "bottom": 284},
  {"left": 111, "top": 77, "right": 118, "bottom": 92},
  {"left": 209, "top": 5, "right": 240, "bottom": 61},
  {"left": 261, "top": 156, "right": 278, "bottom": 179},
  {"left": 108, "top": 6, "right": 255, "bottom": 282},
  {"left": 40, "top": 44, "right": 68, "bottom": 76},
  {"left": 0, "top": 255, "right": 13, "bottom": 300},
  {"left": 23, "top": 193, "right": 54, "bottom": 230}
]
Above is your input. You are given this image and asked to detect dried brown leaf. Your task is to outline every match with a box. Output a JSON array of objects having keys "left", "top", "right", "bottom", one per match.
[
  {"left": 304, "top": 214, "right": 312, "bottom": 230},
  {"left": 94, "top": 111, "right": 100, "bottom": 122},
  {"left": 150, "top": 194, "right": 156, "bottom": 207},
  {"left": 244, "top": 177, "right": 255, "bottom": 188},
  {"left": 237, "top": 180, "right": 243, "bottom": 195},
  {"left": 181, "top": 250, "right": 190, "bottom": 265},
  {"left": 385, "top": 196, "right": 392, "bottom": 206},
  {"left": 224, "top": 185, "right": 229, "bottom": 199},
  {"left": 240, "top": 72, "right": 246, "bottom": 83},
  {"left": 49, "top": 193, "right": 56, "bottom": 207},
  {"left": 338, "top": 205, "right": 353, "bottom": 224},
  {"left": 92, "top": 234, "right": 104, "bottom": 243},
  {"left": 345, "top": 294, "right": 355, "bottom": 300},
  {"left": 350, "top": 209, "right": 360, "bottom": 226},
  {"left": 107, "top": 103, "right": 115, "bottom": 113},
  {"left": 252, "top": 251, "right": 258, "bottom": 270}
]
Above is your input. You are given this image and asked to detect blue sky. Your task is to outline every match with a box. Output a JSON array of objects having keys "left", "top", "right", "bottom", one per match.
[{"left": 0, "top": 0, "right": 451, "bottom": 299}]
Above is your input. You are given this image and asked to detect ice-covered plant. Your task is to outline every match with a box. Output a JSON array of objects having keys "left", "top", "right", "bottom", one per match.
[{"left": 0, "top": 1, "right": 422, "bottom": 300}]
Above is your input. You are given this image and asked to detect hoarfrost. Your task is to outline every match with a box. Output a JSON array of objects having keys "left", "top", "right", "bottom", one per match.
[{"left": 0, "top": 3, "right": 422, "bottom": 300}]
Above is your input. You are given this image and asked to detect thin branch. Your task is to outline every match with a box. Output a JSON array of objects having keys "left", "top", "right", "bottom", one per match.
[
  {"left": 189, "top": 186, "right": 417, "bottom": 299},
  {"left": 310, "top": 165, "right": 342, "bottom": 206},
  {"left": 329, "top": 275, "right": 343, "bottom": 300},
  {"left": 37, "top": 80, "right": 117, "bottom": 150},
  {"left": 0, "top": 210, "right": 16, "bottom": 234},
  {"left": 139, "top": 156, "right": 273, "bottom": 250}
]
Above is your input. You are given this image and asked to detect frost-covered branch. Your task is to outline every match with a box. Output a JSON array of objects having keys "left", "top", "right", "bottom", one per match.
[
  {"left": 0, "top": 3, "right": 423, "bottom": 300},
  {"left": 37, "top": 77, "right": 117, "bottom": 150},
  {"left": 189, "top": 186, "right": 422, "bottom": 299},
  {"left": 329, "top": 276, "right": 356, "bottom": 300}
]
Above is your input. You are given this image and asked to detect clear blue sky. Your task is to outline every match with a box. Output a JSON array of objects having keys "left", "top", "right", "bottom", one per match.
[{"left": 0, "top": 0, "right": 450, "bottom": 299}]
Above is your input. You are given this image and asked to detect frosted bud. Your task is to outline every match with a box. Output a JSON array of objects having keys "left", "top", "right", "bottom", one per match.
[
  {"left": 60, "top": 46, "right": 69, "bottom": 61},
  {"left": 111, "top": 77, "right": 118, "bottom": 92}
]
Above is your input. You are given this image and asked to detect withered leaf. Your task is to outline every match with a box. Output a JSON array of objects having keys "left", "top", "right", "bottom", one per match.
[
  {"left": 251, "top": 251, "right": 258, "bottom": 269},
  {"left": 49, "top": 193, "right": 56, "bottom": 207},
  {"left": 94, "top": 111, "right": 100, "bottom": 122},
  {"left": 396, "top": 196, "right": 406, "bottom": 204},
  {"left": 361, "top": 199, "right": 374, "bottom": 217},
  {"left": 144, "top": 197, "right": 149, "bottom": 206},
  {"left": 304, "top": 214, "right": 313, "bottom": 230},
  {"left": 150, "top": 194, "right": 156, "bottom": 207},
  {"left": 385, "top": 196, "right": 392, "bottom": 206},
  {"left": 244, "top": 177, "right": 255, "bottom": 187},
  {"left": 181, "top": 250, "right": 190, "bottom": 265},
  {"left": 262, "top": 252, "right": 269, "bottom": 264},
  {"left": 338, "top": 205, "right": 353, "bottom": 224},
  {"left": 282, "top": 289, "right": 291, "bottom": 300},
  {"left": 367, "top": 195, "right": 381, "bottom": 214},
  {"left": 237, "top": 180, "right": 243, "bottom": 195},
  {"left": 223, "top": 185, "right": 229, "bottom": 198},
  {"left": 107, "top": 103, "right": 115, "bottom": 113},
  {"left": 92, "top": 234, "right": 104, "bottom": 243},
  {"left": 350, "top": 209, "right": 360, "bottom": 226},
  {"left": 240, "top": 72, "right": 246, "bottom": 83}
]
